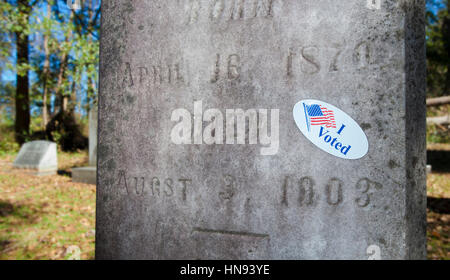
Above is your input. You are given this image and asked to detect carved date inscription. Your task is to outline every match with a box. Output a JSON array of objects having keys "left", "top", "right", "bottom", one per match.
[
  {"left": 282, "top": 176, "right": 382, "bottom": 208},
  {"left": 117, "top": 170, "right": 192, "bottom": 201},
  {"left": 286, "top": 41, "right": 373, "bottom": 77},
  {"left": 211, "top": 53, "right": 241, "bottom": 83},
  {"left": 120, "top": 59, "right": 190, "bottom": 89},
  {"left": 184, "top": 0, "right": 274, "bottom": 25}
]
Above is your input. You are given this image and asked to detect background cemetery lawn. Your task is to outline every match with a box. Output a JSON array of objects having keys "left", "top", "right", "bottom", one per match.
[
  {"left": 0, "top": 151, "right": 95, "bottom": 260},
  {"left": 426, "top": 143, "right": 450, "bottom": 260},
  {"left": 0, "top": 145, "right": 447, "bottom": 259}
]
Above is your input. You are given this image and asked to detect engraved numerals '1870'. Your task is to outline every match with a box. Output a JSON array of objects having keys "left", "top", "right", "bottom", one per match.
[{"left": 286, "top": 41, "right": 372, "bottom": 77}]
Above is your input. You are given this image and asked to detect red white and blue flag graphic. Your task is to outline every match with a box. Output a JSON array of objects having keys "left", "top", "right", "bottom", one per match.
[{"left": 303, "top": 103, "right": 337, "bottom": 131}]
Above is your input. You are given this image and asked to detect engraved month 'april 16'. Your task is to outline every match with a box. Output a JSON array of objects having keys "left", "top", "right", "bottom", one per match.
[{"left": 117, "top": 41, "right": 374, "bottom": 90}]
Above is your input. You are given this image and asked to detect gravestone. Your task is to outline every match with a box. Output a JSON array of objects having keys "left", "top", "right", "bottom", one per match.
[
  {"left": 13, "top": 140, "right": 57, "bottom": 176},
  {"left": 72, "top": 166, "right": 96, "bottom": 184},
  {"left": 96, "top": 0, "right": 427, "bottom": 259},
  {"left": 72, "top": 108, "right": 98, "bottom": 184},
  {"left": 89, "top": 107, "right": 98, "bottom": 166}
]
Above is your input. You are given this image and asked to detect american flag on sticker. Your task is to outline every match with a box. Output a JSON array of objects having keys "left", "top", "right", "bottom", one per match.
[{"left": 303, "top": 103, "right": 337, "bottom": 131}]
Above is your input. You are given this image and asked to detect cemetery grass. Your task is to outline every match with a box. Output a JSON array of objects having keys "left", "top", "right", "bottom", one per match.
[
  {"left": 0, "top": 149, "right": 448, "bottom": 260},
  {"left": 0, "top": 151, "right": 95, "bottom": 260},
  {"left": 427, "top": 144, "right": 450, "bottom": 260}
]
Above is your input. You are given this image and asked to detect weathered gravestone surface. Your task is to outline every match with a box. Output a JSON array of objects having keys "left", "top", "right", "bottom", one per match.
[
  {"left": 96, "top": 0, "right": 427, "bottom": 259},
  {"left": 72, "top": 108, "right": 98, "bottom": 184},
  {"left": 72, "top": 166, "right": 96, "bottom": 184},
  {"left": 13, "top": 140, "right": 57, "bottom": 176}
]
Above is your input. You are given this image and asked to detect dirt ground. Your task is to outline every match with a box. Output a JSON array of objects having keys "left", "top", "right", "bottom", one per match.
[{"left": 0, "top": 147, "right": 449, "bottom": 260}]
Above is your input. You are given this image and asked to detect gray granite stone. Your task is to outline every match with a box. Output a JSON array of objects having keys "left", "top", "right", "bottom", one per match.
[
  {"left": 89, "top": 108, "right": 98, "bottom": 166},
  {"left": 13, "top": 140, "right": 57, "bottom": 176},
  {"left": 72, "top": 166, "right": 96, "bottom": 185},
  {"left": 72, "top": 108, "right": 98, "bottom": 185},
  {"left": 96, "top": 0, "right": 427, "bottom": 259}
]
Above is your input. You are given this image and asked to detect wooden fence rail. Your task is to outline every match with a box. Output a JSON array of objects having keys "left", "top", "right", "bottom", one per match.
[{"left": 427, "top": 96, "right": 450, "bottom": 107}]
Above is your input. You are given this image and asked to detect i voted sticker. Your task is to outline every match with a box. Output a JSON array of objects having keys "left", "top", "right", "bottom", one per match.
[{"left": 293, "top": 99, "right": 368, "bottom": 159}]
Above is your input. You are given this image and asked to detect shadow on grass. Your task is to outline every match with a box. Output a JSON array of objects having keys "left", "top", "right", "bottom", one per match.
[
  {"left": 57, "top": 158, "right": 88, "bottom": 178},
  {"left": 0, "top": 200, "right": 46, "bottom": 224},
  {"left": 57, "top": 170, "right": 72, "bottom": 177},
  {"left": 428, "top": 197, "right": 450, "bottom": 214},
  {"left": 0, "top": 200, "right": 50, "bottom": 257},
  {"left": 427, "top": 150, "right": 450, "bottom": 173},
  {"left": 427, "top": 196, "right": 450, "bottom": 260},
  {"left": 0, "top": 201, "right": 34, "bottom": 255},
  {"left": 0, "top": 201, "right": 14, "bottom": 217},
  {"left": 0, "top": 200, "right": 35, "bottom": 220},
  {"left": 0, "top": 239, "right": 11, "bottom": 253}
]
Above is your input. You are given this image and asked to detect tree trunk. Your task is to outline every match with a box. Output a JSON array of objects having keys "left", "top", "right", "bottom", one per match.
[
  {"left": 42, "top": 1, "right": 51, "bottom": 128},
  {"left": 444, "top": 4, "right": 450, "bottom": 93},
  {"left": 426, "top": 95, "right": 450, "bottom": 106},
  {"left": 14, "top": 22, "right": 30, "bottom": 145},
  {"left": 87, "top": 0, "right": 96, "bottom": 111},
  {"left": 53, "top": 53, "right": 67, "bottom": 116},
  {"left": 45, "top": 9, "right": 88, "bottom": 151}
]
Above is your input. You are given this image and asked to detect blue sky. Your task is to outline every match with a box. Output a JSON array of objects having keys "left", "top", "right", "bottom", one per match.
[
  {"left": 0, "top": 0, "right": 447, "bottom": 116},
  {"left": 1, "top": 0, "right": 100, "bottom": 116}
]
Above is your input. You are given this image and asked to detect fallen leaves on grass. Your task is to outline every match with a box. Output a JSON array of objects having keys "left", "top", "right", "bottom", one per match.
[
  {"left": 427, "top": 163, "right": 450, "bottom": 260},
  {"left": 0, "top": 152, "right": 95, "bottom": 260}
]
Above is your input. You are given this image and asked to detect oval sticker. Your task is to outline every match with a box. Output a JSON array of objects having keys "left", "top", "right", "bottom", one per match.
[{"left": 293, "top": 99, "right": 368, "bottom": 159}]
